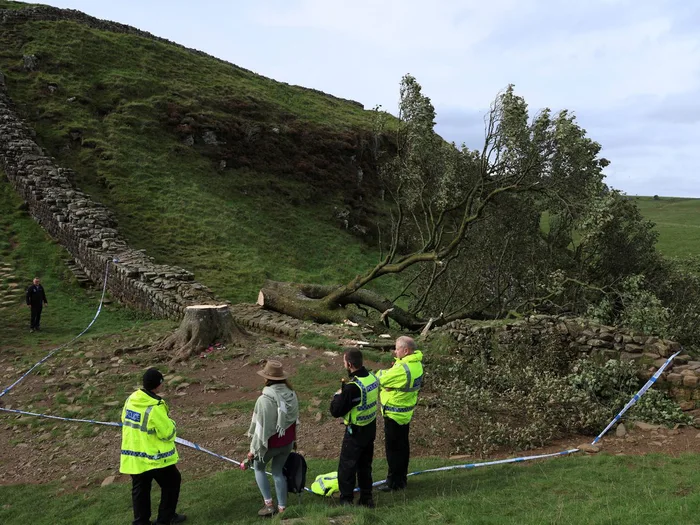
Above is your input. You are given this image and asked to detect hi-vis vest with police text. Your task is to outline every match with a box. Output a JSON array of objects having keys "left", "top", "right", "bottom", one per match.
[
  {"left": 119, "top": 389, "right": 179, "bottom": 475},
  {"left": 344, "top": 373, "right": 379, "bottom": 427},
  {"left": 310, "top": 471, "right": 339, "bottom": 496},
  {"left": 377, "top": 350, "right": 423, "bottom": 425}
]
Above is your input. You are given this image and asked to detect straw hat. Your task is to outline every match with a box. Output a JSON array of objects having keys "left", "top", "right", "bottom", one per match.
[{"left": 257, "top": 360, "right": 288, "bottom": 381}]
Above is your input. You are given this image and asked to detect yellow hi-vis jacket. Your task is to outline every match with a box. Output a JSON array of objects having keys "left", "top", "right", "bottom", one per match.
[
  {"left": 310, "top": 471, "right": 339, "bottom": 496},
  {"left": 377, "top": 350, "right": 424, "bottom": 425},
  {"left": 344, "top": 373, "right": 379, "bottom": 427},
  {"left": 119, "top": 389, "right": 179, "bottom": 475}
]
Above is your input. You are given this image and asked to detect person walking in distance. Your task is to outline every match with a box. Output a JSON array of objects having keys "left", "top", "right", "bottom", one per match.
[
  {"left": 330, "top": 348, "right": 378, "bottom": 508},
  {"left": 376, "top": 336, "right": 424, "bottom": 492},
  {"left": 120, "top": 368, "right": 186, "bottom": 525},
  {"left": 246, "top": 360, "right": 300, "bottom": 517},
  {"left": 25, "top": 277, "right": 47, "bottom": 332}
]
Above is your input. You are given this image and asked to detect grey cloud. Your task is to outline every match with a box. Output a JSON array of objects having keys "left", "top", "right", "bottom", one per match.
[
  {"left": 474, "top": 1, "right": 664, "bottom": 54},
  {"left": 434, "top": 98, "right": 700, "bottom": 197}
]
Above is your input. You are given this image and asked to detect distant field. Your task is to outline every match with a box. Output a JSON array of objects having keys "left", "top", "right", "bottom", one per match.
[{"left": 635, "top": 197, "right": 700, "bottom": 259}]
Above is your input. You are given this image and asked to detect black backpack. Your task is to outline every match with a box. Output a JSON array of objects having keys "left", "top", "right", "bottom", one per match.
[{"left": 283, "top": 451, "right": 308, "bottom": 495}]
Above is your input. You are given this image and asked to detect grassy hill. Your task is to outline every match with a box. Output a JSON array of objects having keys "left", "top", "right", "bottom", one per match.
[
  {"left": 633, "top": 197, "right": 700, "bottom": 260},
  {"left": 0, "top": 0, "right": 397, "bottom": 305}
]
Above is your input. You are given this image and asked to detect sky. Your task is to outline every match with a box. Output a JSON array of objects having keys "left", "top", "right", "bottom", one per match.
[{"left": 29, "top": 0, "right": 700, "bottom": 197}]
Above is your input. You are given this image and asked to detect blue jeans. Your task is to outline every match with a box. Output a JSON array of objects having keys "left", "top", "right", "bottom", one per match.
[{"left": 254, "top": 442, "right": 294, "bottom": 507}]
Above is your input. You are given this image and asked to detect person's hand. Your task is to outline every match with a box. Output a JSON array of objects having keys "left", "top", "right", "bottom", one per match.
[
  {"left": 247, "top": 451, "right": 254, "bottom": 460},
  {"left": 334, "top": 389, "right": 342, "bottom": 396}
]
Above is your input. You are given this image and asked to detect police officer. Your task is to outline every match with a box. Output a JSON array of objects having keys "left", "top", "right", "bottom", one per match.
[
  {"left": 329, "top": 348, "right": 377, "bottom": 508},
  {"left": 376, "top": 336, "right": 424, "bottom": 492},
  {"left": 120, "top": 368, "right": 187, "bottom": 525}
]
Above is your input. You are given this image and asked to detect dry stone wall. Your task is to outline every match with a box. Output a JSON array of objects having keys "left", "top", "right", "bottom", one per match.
[
  {"left": 441, "top": 315, "right": 700, "bottom": 404},
  {"left": 0, "top": 84, "right": 217, "bottom": 319}
]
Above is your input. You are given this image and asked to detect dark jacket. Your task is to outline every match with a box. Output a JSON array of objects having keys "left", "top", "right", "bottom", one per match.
[
  {"left": 26, "top": 284, "right": 48, "bottom": 307},
  {"left": 330, "top": 366, "right": 377, "bottom": 435}
]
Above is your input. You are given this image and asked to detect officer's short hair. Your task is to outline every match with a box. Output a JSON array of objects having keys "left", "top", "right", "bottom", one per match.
[
  {"left": 344, "top": 348, "right": 363, "bottom": 369},
  {"left": 396, "top": 336, "right": 417, "bottom": 352}
]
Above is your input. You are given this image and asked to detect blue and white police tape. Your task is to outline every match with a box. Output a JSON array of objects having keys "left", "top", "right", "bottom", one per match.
[
  {"left": 366, "top": 448, "right": 581, "bottom": 488},
  {"left": 0, "top": 260, "right": 112, "bottom": 399},
  {"left": 174, "top": 436, "right": 242, "bottom": 467},
  {"left": 0, "top": 405, "right": 243, "bottom": 467},
  {"left": 591, "top": 350, "right": 681, "bottom": 445},
  {"left": 0, "top": 406, "right": 122, "bottom": 428}
]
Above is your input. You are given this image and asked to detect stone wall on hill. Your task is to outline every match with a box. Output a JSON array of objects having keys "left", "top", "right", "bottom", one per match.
[
  {"left": 440, "top": 315, "right": 700, "bottom": 404},
  {"left": 0, "top": 84, "right": 217, "bottom": 319}
]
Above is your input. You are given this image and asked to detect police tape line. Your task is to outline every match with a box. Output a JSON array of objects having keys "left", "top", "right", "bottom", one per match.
[
  {"left": 0, "top": 260, "right": 112, "bottom": 399},
  {"left": 174, "top": 436, "right": 242, "bottom": 467},
  {"left": 381, "top": 449, "right": 581, "bottom": 483},
  {"left": 591, "top": 350, "right": 681, "bottom": 445},
  {"left": 0, "top": 405, "right": 243, "bottom": 467}
]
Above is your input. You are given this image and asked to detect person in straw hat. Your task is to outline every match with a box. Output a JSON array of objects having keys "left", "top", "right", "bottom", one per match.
[{"left": 246, "top": 360, "right": 300, "bottom": 517}]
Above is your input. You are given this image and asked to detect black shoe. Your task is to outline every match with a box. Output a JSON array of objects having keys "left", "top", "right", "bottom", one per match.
[
  {"left": 153, "top": 514, "right": 187, "bottom": 525},
  {"left": 358, "top": 498, "right": 376, "bottom": 509},
  {"left": 377, "top": 484, "right": 404, "bottom": 493}
]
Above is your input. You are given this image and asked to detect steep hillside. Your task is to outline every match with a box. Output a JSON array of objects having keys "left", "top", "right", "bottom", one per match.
[{"left": 0, "top": 1, "right": 393, "bottom": 303}]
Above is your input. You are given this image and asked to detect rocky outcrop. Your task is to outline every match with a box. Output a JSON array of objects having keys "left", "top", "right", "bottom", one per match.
[{"left": 0, "top": 85, "right": 217, "bottom": 320}]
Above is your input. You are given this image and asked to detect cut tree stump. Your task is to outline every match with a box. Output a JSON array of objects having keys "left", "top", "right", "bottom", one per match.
[{"left": 153, "top": 304, "right": 248, "bottom": 363}]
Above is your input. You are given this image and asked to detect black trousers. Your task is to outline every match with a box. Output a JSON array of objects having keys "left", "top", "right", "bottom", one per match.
[
  {"left": 30, "top": 305, "right": 42, "bottom": 329},
  {"left": 338, "top": 422, "right": 376, "bottom": 503},
  {"left": 384, "top": 417, "right": 410, "bottom": 489},
  {"left": 131, "top": 464, "right": 181, "bottom": 525}
]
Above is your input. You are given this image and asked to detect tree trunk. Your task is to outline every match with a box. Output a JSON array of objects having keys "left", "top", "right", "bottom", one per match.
[
  {"left": 256, "top": 281, "right": 353, "bottom": 324},
  {"left": 153, "top": 305, "right": 248, "bottom": 363},
  {"left": 257, "top": 280, "right": 427, "bottom": 330}
]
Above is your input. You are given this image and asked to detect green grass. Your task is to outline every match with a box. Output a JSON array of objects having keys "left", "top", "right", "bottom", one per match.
[
  {"left": 1, "top": 454, "right": 700, "bottom": 524},
  {"left": 0, "top": 0, "right": 35, "bottom": 9},
  {"left": 0, "top": 173, "right": 170, "bottom": 348},
  {"left": 541, "top": 197, "right": 700, "bottom": 261},
  {"left": 298, "top": 332, "right": 344, "bottom": 352},
  {"left": 633, "top": 197, "right": 700, "bottom": 259}
]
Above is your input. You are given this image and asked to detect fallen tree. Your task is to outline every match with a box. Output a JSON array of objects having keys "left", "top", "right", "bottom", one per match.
[{"left": 258, "top": 75, "right": 613, "bottom": 330}]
